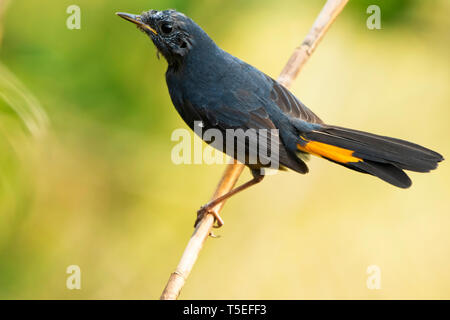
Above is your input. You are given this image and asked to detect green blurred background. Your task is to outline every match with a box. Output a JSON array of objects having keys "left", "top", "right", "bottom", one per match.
[{"left": 0, "top": 0, "right": 449, "bottom": 299}]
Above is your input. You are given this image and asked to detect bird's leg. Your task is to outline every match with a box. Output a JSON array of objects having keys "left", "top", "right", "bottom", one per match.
[{"left": 195, "top": 170, "right": 265, "bottom": 228}]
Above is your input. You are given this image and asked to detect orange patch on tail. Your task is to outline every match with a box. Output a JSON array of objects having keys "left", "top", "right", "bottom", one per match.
[{"left": 297, "top": 138, "right": 362, "bottom": 164}]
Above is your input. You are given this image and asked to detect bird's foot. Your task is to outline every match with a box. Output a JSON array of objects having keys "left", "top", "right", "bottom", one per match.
[{"left": 195, "top": 204, "right": 224, "bottom": 229}]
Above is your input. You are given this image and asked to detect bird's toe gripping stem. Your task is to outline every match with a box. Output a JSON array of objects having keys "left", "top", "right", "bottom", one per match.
[{"left": 195, "top": 205, "right": 224, "bottom": 229}]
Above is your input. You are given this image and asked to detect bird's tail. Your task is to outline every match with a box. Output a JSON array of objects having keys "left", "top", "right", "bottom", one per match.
[{"left": 296, "top": 125, "right": 444, "bottom": 188}]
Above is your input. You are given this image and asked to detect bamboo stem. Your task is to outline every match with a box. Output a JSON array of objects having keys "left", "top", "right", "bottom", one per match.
[{"left": 160, "top": 0, "right": 349, "bottom": 300}]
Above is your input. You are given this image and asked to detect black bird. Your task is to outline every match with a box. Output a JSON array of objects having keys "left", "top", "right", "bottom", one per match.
[{"left": 117, "top": 10, "right": 443, "bottom": 227}]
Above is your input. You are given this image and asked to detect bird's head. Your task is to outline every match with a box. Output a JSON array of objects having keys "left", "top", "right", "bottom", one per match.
[{"left": 116, "top": 9, "right": 213, "bottom": 67}]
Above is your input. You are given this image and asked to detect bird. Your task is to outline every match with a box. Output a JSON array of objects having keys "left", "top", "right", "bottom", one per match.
[{"left": 116, "top": 9, "right": 443, "bottom": 227}]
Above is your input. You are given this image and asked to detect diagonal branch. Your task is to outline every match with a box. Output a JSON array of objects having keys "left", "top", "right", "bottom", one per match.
[{"left": 160, "top": 0, "right": 349, "bottom": 300}]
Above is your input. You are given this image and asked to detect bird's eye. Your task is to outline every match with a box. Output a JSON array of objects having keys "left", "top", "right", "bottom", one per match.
[{"left": 161, "top": 23, "right": 173, "bottom": 34}]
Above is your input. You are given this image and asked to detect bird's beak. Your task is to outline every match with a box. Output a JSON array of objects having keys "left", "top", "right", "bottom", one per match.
[{"left": 116, "top": 12, "right": 158, "bottom": 35}]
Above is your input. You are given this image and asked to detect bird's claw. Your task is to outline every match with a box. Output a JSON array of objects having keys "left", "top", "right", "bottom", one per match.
[{"left": 195, "top": 205, "right": 224, "bottom": 229}]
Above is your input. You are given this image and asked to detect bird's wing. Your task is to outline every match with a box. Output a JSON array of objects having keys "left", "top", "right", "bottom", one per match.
[
  {"left": 267, "top": 76, "right": 324, "bottom": 124},
  {"left": 203, "top": 103, "right": 308, "bottom": 173},
  {"left": 204, "top": 104, "right": 279, "bottom": 157}
]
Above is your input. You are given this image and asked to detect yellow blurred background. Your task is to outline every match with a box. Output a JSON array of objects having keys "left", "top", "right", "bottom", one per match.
[{"left": 0, "top": 0, "right": 449, "bottom": 299}]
